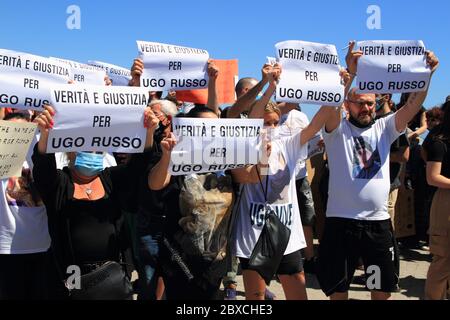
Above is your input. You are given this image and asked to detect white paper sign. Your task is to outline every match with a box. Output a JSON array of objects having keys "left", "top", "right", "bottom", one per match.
[
  {"left": 50, "top": 57, "right": 106, "bottom": 85},
  {"left": 0, "top": 49, "right": 71, "bottom": 110},
  {"left": 137, "top": 40, "right": 209, "bottom": 90},
  {"left": 275, "top": 40, "right": 344, "bottom": 106},
  {"left": 88, "top": 60, "right": 132, "bottom": 86},
  {"left": 356, "top": 40, "right": 430, "bottom": 93},
  {"left": 266, "top": 56, "right": 277, "bottom": 65},
  {"left": 47, "top": 85, "right": 150, "bottom": 153},
  {"left": 170, "top": 118, "right": 263, "bottom": 175},
  {"left": 0, "top": 120, "right": 37, "bottom": 179}
]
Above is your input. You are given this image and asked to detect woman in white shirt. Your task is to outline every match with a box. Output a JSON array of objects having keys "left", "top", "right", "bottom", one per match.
[{"left": 231, "top": 102, "right": 312, "bottom": 300}]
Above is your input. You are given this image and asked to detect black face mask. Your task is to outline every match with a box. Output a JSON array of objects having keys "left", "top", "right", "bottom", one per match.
[{"left": 348, "top": 114, "right": 375, "bottom": 128}]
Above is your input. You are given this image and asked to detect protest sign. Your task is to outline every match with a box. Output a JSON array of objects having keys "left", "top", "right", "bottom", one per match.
[
  {"left": 275, "top": 40, "right": 344, "bottom": 106},
  {"left": 176, "top": 59, "right": 238, "bottom": 104},
  {"left": 50, "top": 57, "right": 106, "bottom": 85},
  {"left": 356, "top": 40, "right": 430, "bottom": 93},
  {"left": 0, "top": 120, "right": 37, "bottom": 179},
  {"left": 170, "top": 118, "right": 263, "bottom": 175},
  {"left": 0, "top": 49, "right": 71, "bottom": 111},
  {"left": 47, "top": 85, "right": 150, "bottom": 153},
  {"left": 137, "top": 40, "right": 209, "bottom": 90},
  {"left": 266, "top": 56, "right": 277, "bottom": 65},
  {"left": 88, "top": 60, "right": 132, "bottom": 86}
]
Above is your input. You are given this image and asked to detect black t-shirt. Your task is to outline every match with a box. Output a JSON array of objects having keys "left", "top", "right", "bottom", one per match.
[
  {"left": 390, "top": 133, "right": 410, "bottom": 186},
  {"left": 136, "top": 144, "right": 182, "bottom": 236},
  {"left": 424, "top": 138, "right": 450, "bottom": 179},
  {"left": 376, "top": 111, "right": 410, "bottom": 187}
]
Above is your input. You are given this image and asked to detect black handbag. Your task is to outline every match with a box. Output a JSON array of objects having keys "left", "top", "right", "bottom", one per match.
[
  {"left": 69, "top": 261, "right": 133, "bottom": 300},
  {"left": 64, "top": 218, "right": 133, "bottom": 300},
  {"left": 247, "top": 171, "right": 291, "bottom": 285}
]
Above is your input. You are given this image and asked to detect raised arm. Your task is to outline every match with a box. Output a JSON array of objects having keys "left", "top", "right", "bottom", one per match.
[
  {"left": 32, "top": 105, "right": 59, "bottom": 196},
  {"left": 129, "top": 58, "right": 144, "bottom": 87},
  {"left": 206, "top": 60, "right": 220, "bottom": 116},
  {"left": 227, "top": 64, "right": 271, "bottom": 118},
  {"left": 148, "top": 132, "right": 177, "bottom": 190},
  {"left": 34, "top": 104, "right": 55, "bottom": 154},
  {"left": 248, "top": 63, "right": 281, "bottom": 119},
  {"left": 321, "top": 41, "right": 362, "bottom": 134},
  {"left": 300, "top": 106, "right": 336, "bottom": 145},
  {"left": 143, "top": 107, "right": 159, "bottom": 149},
  {"left": 395, "top": 51, "right": 439, "bottom": 133}
]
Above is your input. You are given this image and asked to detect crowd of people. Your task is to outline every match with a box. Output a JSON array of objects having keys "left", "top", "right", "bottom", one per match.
[{"left": 0, "top": 41, "right": 448, "bottom": 301}]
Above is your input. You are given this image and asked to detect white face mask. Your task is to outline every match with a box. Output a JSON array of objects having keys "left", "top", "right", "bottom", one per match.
[{"left": 263, "top": 126, "right": 280, "bottom": 140}]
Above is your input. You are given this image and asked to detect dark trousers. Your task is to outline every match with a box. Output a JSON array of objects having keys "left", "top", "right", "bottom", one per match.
[{"left": 0, "top": 251, "right": 49, "bottom": 299}]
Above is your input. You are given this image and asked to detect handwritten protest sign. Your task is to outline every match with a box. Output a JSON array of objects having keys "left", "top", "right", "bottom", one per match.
[
  {"left": 50, "top": 57, "right": 106, "bottom": 85},
  {"left": 275, "top": 40, "right": 344, "bottom": 106},
  {"left": 356, "top": 40, "right": 430, "bottom": 93},
  {"left": 0, "top": 120, "right": 37, "bottom": 179},
  {"left": 137, "top": 40, "right": 209, "bottom": 90},
  {"left": 0, "top": 49, "right": 71, "bottom": 111},
  {"left": 170, "top": 118, "right": 263, "bottom": 175},
  {"left": 47, "top": 85, "right": 149, "bottom": 153},
  {"left": 88, "top": 60, "right": 132, "bottom": 86},
  {"left": 176, "top": 59, "right": 238, "bottom": 104}
]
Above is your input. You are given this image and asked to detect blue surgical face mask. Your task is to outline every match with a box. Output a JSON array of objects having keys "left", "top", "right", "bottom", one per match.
[{"left": 74, "top": 152, "right": 104, "bottom": 177}]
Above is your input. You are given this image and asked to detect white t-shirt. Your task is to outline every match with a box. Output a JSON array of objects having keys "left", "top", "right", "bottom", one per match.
[
  {"left": 234, "top": 131, "right": 307, "bottom": 258},
  {"left": 279, "top": 110, "right": 310, "bottom": 179},
  {"left": 0, "top": 161, "right": 51, "bottom": 254},
  {"left": 323, "top": 114, "right": 402, "bottom": 220}
]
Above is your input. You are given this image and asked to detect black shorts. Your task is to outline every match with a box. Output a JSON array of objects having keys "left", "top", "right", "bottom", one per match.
[
  {"left": 317, "top": 218, "right": 399, "bottom": 296},
  {"left": 296, "top": 177, "right": 316, "bottom": 226},
  {"left": 239, "top": 250, "right": 303, "bottom": 275}
]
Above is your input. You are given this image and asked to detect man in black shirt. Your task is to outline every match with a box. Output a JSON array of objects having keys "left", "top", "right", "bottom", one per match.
[{"left": 375, "top": 93, "right": 410, "bottom": 228}]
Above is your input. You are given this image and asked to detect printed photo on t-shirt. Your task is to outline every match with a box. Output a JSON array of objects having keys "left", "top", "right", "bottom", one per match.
[
  {"left": 6, "top": 167, "right": 44, "bottom": 207},
  {"left": 267, "top": 147, "right": 292, "bottom": 203},
  {"left": 352, "top": 136, "right": 382, "bottom": 179}
]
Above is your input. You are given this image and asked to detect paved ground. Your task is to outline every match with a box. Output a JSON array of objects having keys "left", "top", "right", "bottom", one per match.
[
  {"left": 131, "top": 240, "right": 436, "bottom": 300},
  {"left": 229, "top": 242, "right": 433, "bottom": 300}
]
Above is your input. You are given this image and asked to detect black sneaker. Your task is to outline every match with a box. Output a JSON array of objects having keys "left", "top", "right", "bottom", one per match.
[{"left": 303, "top": 257, "right": 317, "bottom": 274}]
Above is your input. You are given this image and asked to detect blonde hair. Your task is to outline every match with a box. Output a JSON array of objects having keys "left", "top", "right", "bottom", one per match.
[{"left": 264, "top": 101, "right": 281, "bottom": 117}]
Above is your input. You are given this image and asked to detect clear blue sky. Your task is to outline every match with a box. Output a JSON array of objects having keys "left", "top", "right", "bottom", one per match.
[{"left": 1, "top": 0, "right": 449, "bottom": 120}]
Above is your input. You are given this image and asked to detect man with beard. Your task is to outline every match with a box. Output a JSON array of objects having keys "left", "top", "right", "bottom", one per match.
[{"left": 316, "top": 41, "right": 439, "bottom": 300}]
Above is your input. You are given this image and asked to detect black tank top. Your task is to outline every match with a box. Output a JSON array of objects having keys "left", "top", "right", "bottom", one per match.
[{"left": 64, "top": 194, "right": 122, "bottom": 265}]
